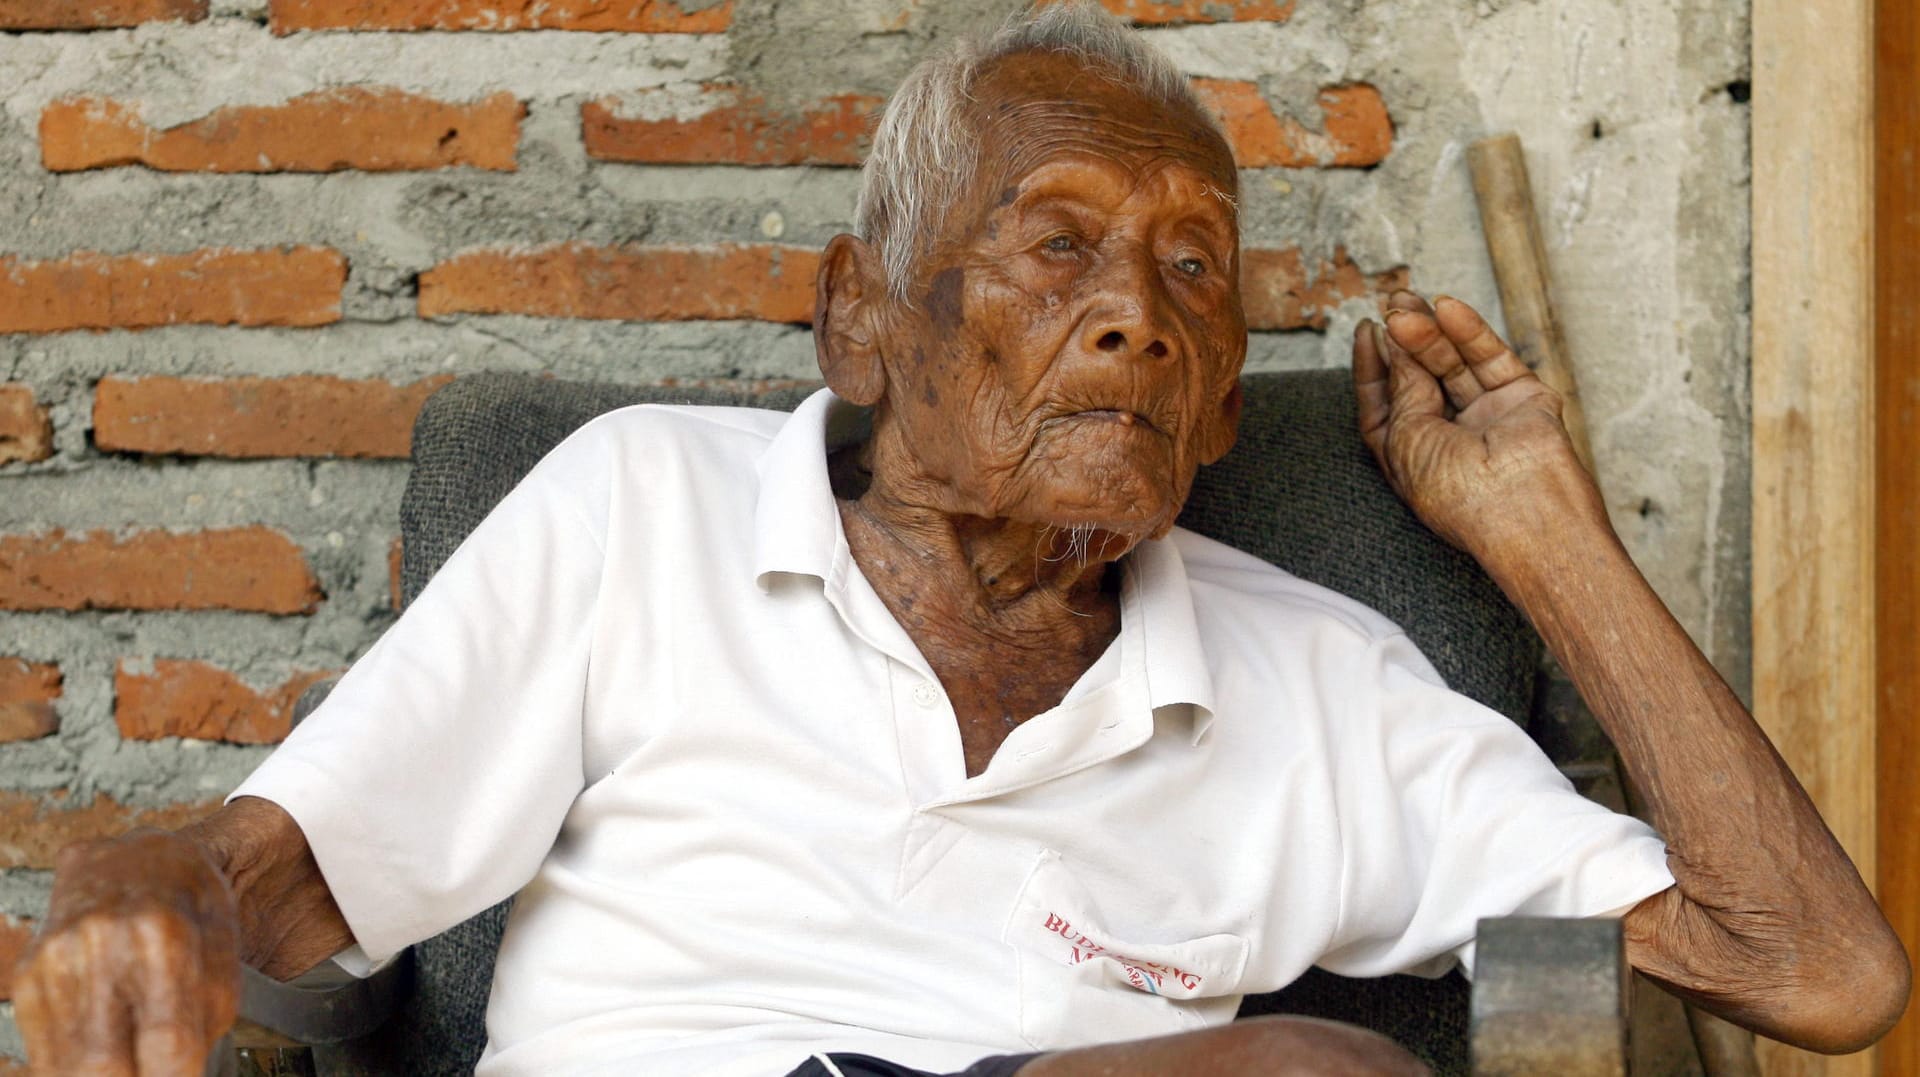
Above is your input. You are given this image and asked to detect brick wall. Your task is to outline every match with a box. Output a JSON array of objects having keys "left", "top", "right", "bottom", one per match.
[{"left": 0, "top": 0, "right": 1750, "bottom": 1057}]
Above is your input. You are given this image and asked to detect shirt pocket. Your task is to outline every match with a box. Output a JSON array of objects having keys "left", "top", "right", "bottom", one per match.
[{"left": 1002, "top": 849, "right": 1249, "bottom": 1050}]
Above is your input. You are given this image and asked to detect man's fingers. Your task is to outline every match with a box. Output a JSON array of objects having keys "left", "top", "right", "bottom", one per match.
[
  {"left": 131, "top": 913, "right": 214, "bottom": 1076},
  {"left": 12, "top": 963, "right": 68, "bottom": 1072},
  {"left": 74, "top": 920, "right": 142, "bottom": 1076},
  {"left": 1381, "top": 319, "right": 1447, "bottom": 421},
  {"left": 1384, "top": 289, "right": 1435, "bottom": 318},
  {"left": 1384, "top": 304, "right": 1482, "bottom": 411},
  {"left": 1352, "top": 319, "right": 1391, "bottom": 465},
  {"left": 133, "top": 1023, "right": 207, "bottom": 1077},
  {"left": 20, "top": 831, "right": 251, "bottom": 1077},
  {"left": 1432, "top": 296, "right": 1534, "bottom": 390}
]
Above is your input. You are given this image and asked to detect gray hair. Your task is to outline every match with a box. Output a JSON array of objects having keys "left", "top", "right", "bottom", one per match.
[{"left": 854, "top": 1, "right": 1224, "bottom": 302}]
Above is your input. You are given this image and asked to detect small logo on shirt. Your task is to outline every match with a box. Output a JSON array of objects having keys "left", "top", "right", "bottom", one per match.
[{"left": 1042, "top": 911, "right": 1204, "bottom": 994}]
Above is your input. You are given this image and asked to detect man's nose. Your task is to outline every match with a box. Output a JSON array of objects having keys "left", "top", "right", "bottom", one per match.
[{"left": 1082, "top": 255, "right": 1176, "bottom": 361}]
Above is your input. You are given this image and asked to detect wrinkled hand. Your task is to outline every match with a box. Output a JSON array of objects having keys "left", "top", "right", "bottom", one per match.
[
  {"left": 12, "top": 829, "right": 241, "bottom": 1076},
  {"left": 1353, "top": 291, "right": 1609, "bottom": 562}
]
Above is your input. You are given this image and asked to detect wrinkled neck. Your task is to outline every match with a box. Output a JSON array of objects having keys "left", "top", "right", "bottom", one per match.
[{"left": 841, "top": 485, "right": 1125, "bottom": 622}]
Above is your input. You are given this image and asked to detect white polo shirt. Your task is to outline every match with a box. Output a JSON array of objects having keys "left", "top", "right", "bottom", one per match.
[{"left": 234, "top": 388, "right": 1674, "bottom": 1077}]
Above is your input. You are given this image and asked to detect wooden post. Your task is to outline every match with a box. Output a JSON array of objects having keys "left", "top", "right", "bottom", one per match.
[
  {"left": 1752, "top": 0, "right": 1878, "bottom": 1073},
  {"left": 1876, "top": 0, "right": 1920, "bottom": 1066}
]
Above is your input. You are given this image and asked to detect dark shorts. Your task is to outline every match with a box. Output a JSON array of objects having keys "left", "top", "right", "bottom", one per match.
[{"left": 782, "top": 1051, "right": 1040, "bottom": 1077}]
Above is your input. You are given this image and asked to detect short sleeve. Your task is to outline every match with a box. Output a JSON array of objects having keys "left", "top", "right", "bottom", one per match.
[
  {"left": 229, "top": 421, "right": 616, "bottom": 964},
  {"left": 1316, "top": 632, "right": 1674, "bottom": 980}
]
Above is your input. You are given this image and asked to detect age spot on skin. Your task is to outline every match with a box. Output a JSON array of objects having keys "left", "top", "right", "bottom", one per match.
[
  {"left": 997, "top": 185, "right": 1021, "bottom": 207},
  {"left": 928, "top": 267, "right": 966, "bottom": 331}
]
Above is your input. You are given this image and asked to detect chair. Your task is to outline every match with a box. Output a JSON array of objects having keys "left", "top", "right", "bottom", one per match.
[{"left": 240, "top": 369, "right": 1624, "bottom": 1076}]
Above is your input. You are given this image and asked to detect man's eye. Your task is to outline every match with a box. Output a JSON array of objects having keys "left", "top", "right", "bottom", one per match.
[
  {"left": 1043, "top": 234, "right": 1076, "bottom": 252},
  {"left": 1175, "top": 256, "right": 1208, "bottom": 277}
]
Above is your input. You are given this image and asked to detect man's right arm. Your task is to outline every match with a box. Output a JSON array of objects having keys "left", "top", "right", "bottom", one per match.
[{"left": 11, "top": 796, "right": 349, "bottom": 1075}]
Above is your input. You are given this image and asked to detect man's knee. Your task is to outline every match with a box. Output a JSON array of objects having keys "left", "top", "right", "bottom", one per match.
[{"left": 1230, "top": 1016, "right": 1430, "bottom": 1076}]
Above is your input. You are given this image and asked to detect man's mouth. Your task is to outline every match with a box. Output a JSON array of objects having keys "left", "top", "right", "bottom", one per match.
[{"left": 1064, "top": 409, "right": 1164, "bottom": 435}]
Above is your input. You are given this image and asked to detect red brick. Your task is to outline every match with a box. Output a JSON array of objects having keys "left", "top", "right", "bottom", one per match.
[
  {"left": 420, "top": 243, "right": 819, "bottom": 324},
  {"left": 94, "top": 375, "right": 454, "bottom": 459},
  {"left": 0, "top": 248, "right": 344, "bottom": 334},
  {"left": 1193, "top": 80, "right": 1394, "bottom": 168},
  {"left": 0, "top": 915, "right": 35, "bottom": 1001},
  {"left": 0, "top": 528, "right": 322, "bottom": 614},
  {"left": 0, "top": 791, "right": 222, "bottom": 870},
  {"left": 0, "top": 0, "right": 204, "bottom": 29},
  {"left": 42, "top": 90, "right": 523, "bottom": 174},
  {"left": 0, "top": 385, "right": 53, "bottom": 466},
  {"left": 1096, "top": 0, "right": 1293, "bottom": 23},
  {"left": 1241, "top": 246, "right": 1409, "bottom": 331},
  {"left": 116, "top": 660, "right": 336, "bottom": 745},
  {"left": 0, "top": 660, "right": 61, "bottom": 745},
  {"left": 270, "top": 0, "right": 730, "bottom": 33},
  {"left": 583, "top": 86, "right": 883, "bottom": 167}
]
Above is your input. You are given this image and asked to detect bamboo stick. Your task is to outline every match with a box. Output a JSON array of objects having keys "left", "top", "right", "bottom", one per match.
[{"left": 1466, "top": 134, "right": 1596, "bottom": 476}]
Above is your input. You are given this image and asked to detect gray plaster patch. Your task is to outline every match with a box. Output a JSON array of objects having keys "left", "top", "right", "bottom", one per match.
[
  {"left": 0, "top": 23, "right": 729, "bottom": 128},
  {"left": 0, "top": 870, "right": 52, "bottom": 919},
  {"left": 209, "top": 0, "right": 270, "bottom": 19}
]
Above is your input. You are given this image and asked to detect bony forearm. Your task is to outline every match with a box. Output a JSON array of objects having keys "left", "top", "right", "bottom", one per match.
[
  {"left": 1629, "top": 884, "right": 1910, "bottom": 1054},
  {"left": 1490, "top": 526, "right": 1831, "bottom": 882},
  {"left": 183, "top": 796, "right": 352, "bottom": 981},
  {"left": 1488, "top": 526, "right": 1910, "bottom": 1048}
]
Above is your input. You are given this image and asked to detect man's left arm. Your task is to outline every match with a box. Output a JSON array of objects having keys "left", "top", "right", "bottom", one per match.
[{"left": 1357, "top": 293, "right": 1909, "bottom": 1053}]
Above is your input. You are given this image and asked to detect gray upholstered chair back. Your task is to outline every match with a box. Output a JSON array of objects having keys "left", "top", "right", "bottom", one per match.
[{"left": 320, "top": 370, "right": 1538, "bottom": 1076}]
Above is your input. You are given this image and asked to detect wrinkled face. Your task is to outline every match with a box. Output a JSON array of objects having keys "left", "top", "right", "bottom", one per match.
[{"left": 871, "top": 53, "right": 1248, "bottom": 541}]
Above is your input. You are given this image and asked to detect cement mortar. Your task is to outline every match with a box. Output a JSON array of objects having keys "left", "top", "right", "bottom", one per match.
[
  {"left": 0, "top": 870, "right": 52, "bottom": 919},
  {"left": 0, "top": 24, "right": 728, "bottom": 129}
]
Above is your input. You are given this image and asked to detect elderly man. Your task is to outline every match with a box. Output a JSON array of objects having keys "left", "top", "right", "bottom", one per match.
[{"left": 13, "top": 4, "right": 1908, "bottom": 1075}]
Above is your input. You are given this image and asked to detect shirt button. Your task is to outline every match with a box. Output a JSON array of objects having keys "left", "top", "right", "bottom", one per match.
[{"left": 912, "top": 682, "right": 941, "bottom": 708}]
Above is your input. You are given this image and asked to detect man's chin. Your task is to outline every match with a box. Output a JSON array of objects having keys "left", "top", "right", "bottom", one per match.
[
  {"left": 1005, "top": 450, "right": 1191, "bottom": 549},
  {"left": 1023, "top": 499, "right": 1178, "bottom": 554}
]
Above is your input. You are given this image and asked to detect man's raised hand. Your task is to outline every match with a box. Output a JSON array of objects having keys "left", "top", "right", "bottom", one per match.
[
  {"left": 11, "top": 829, "right": 241, "bottom": 1075},
  {"left": 1352, "top": 291, "right": 1607, "bottom": 561},
  {"left": 1357, "top": 294, "right": 1910, "bottom": 1051}
]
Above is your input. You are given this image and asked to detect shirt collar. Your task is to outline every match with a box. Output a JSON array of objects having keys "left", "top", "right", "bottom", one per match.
[
  {"left": 1123, "top": 535, "right": 1218, "bottom": 744},
  {"left": 752, "top": 387, "right": 1217, "bottom": 743},
  {"left": 752, "top": 387, "right": 865, "bottom": 588}
]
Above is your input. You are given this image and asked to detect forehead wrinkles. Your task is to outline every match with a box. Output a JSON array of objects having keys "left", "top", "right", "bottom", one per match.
[
  {"left": 907, "top": 58, "right": 1238, "bottom": 293},
  {"left": 977, "top": 96, "right": 1235, "bottom": 199}
]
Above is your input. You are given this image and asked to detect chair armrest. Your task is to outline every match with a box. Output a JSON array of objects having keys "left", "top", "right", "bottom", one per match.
[
  {"left": 1470, "top": 916, "right": 1628, "bottom": 1076},
  {"left": 236, "top": 949, "right": 416, "bottom": 1046},
  {"left": 202, "top": 952, "right": 416, "bottom": 1077}
]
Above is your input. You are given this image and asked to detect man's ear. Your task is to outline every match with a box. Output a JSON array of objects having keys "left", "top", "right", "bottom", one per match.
[
  {"left": 814, "top": 234, "right": 888, "bottom": 407},
  {"left": 1196, "top": 380, "right": 1243, "bottom": 465}
]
